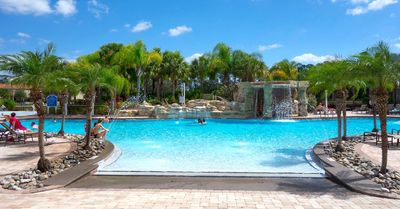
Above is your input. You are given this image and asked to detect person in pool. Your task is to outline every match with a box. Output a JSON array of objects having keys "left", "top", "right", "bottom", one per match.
[
  {"left": 31, "top": 122, "right": 39, "bottom": 130},
  {"left": 91, "top": 119, "right": 109, "bottom": 139},
  {"left": 104, "top": 116, "right": 110, "bottom": 123}
]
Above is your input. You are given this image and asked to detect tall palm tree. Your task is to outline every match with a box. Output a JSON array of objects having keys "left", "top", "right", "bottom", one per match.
[
  {"left": 0, "top": 43, "right": 62, "bottom": 171},
  {"left": 112, "top": 41, "right": 162, "bottom": 100},
  {"left": 162, "top": 51, "right": 189, "bottom": 101},
  {"left": 103, "top": 67, "right": 130, "bottom": 114},
  {"left": 210, "top": 43, "right": 234, "bottom": 85},
  {"left": 308, "top": 60, "right": 364, "bottom": 151},
  {"left": 142, "top": 48, "right": 162, "bottom": 99},
  {"left": 45, "top": 67, "right": 78, "bottom": 136},
  {"left": 69, "top": 60, "right": 110, "bottom": 149},
  {"left": 232, "top": 51, "right": 267, "bottom": 82},
  {"left": 351, "top": 41, "right": 400, "bottom": 173},
  {"left": 190, "top": 55, "right": 210, "bottom": 89},
  {"left": 270, "top": 59, "right": 299, "bottom": 80}
]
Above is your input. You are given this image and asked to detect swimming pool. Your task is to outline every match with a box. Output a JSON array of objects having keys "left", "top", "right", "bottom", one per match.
[{"left": 20, "top": 118, "right": 400, "bottom": 175}]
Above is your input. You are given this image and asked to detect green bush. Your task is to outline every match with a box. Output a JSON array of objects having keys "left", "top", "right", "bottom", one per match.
[
  {"left": 94, "top": 105, "right": 109, "bottom": 115},
  {"left": 68, "top": 106, "right": 87, "bottom": 115},
  {"left": 214, "top": 84, "right": 238, "bottom": 101},
  {"left": 1, "top": 99, "right": 16, "bottom": 110},
  {"left": 14, "top": 90, "right": 27, "bottom": 102},
  {"left": 0, "top": 89, "right": 11, "bottom": 99},
  {"left": 146, "top": 98, "right": 161, "bottom": 105},
  {"left": 187, "top": 88, "right": 203, "bottom": 100}
]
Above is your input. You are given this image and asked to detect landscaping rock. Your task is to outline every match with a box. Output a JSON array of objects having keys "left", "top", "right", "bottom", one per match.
[
  {"left": 0, "top": 133, "right": 104, "bottom": 191},
  {"left": 325, "top": 139, "right": 400, "bottom": 195}
]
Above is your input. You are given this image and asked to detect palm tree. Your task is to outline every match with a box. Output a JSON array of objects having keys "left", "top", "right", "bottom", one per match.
[
  {"left": 351, "top": 41, "right": 400, "bottom": 173},
  {"left": 270, "top": 59, "right": 299, "bottom": 80},
  {"left": 308, "top": 60, "right": 364, "bottom": 151},
  {"left": 210, "top": 43, "right": 234, "bottom": 85},
  {"left": 112, "top": 41, "right": 162, "bottom": 100},
  {"left": 103, "top": 67, "right": 130, "bottom": 114},
  {"left": 232, "top": 51, "right": 267, "bottom": 82},
  {"left": 0, "top": 43, "right": 62, "bottom": 171},
  {"left": 45, "top": 67, "right": 78, "bottom": 136},
  {"left": 69, "top": 60, "right": 110, "bottom": 150},
  {"left": 162, "top": 51, "right": 189, "bottom": 101},
  {"left": 190, "top": 55, "right": 210, "bottom": 89},
  {"left": 142, "top": 48, "right": 162, "bottom": 99}
]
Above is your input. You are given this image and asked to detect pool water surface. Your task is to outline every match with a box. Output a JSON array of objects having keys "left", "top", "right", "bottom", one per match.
[{"left": 20, "top": 118, "right": 400, "bottom": 174}]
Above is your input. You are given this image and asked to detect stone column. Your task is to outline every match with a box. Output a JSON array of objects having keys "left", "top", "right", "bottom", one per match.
[{"left": 298, "top": 85, "right": 308, "bottom": 116}]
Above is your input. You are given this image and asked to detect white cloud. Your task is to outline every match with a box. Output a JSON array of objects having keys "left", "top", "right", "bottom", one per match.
[
  {"left": 124, "top": 23, "right": 131, "bottom": 28},
  {"left": 394, "top": 43, "right": 400, "bottom": 49},
  {"left": 292, "top": 53, "right": 336, "bottom": 64},
  {"left": 88, "top": 0, "right": 109, "bottom": 18},
  {"left": 344, "top": 0, "right": 398, "bottom": 15},
  {"left": 258, "top": 43, "right": 283, "bottom": 52},
  {"left": 168, "top": 25, "right": 192, "bottom": 37},
  {"left": 0, "top": 0, "right": 52, "bottom": 15},
  {"left": 55, "top": 0, "right": 76, "bottom": 16},
  {"left": 17, "top": 32, "right": 31, "bottom": 39},
  {"left": 110, "top": 29, "right": 118, "bottom": 33},
  {"left": 185, "top": 53, "right": 203, "bottom": 63},
  {"left": 132, "top": 21, "right": 152, "bottom": 32},
  {"left": 0, "top": 0, "right": 78, "bottom": 16},
  {"left": 37, "top": 38, "right": 50, "bottom": 45}
]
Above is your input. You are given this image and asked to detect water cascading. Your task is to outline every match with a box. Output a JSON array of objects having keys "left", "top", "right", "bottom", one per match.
[{"left": 271, "top": 84, "right": 292, "bottom": 119}]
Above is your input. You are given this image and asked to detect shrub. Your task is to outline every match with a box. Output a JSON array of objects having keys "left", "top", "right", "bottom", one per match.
[
  {"left": 187, "top": 88, "right": 203, "bottom": 100},
  {"left": 14, "top": 90, "right": 27, "bottom": 102},
  {"left": 94, "top": 105, "right": 109, "bottom": 115},
  {"left": 146, "top": 98, "right": 161, "bottom": 105},
  {"left": 0, "top": 89, "right": 11, "bottom": 99},
  {"left": 214, "top": 84, "right": 238, "bottom": 101},
  {"left": 1, "top": 99, "right": 16, "bottom": 110}
]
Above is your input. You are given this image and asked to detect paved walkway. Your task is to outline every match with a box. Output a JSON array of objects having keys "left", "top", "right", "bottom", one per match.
[
  {"left": 359, "top": 142, "right": 400, "bottom": 171},
  {"left": 0, "top": 137, "right": 73, "bottom": 177},
  {"left": 1, "top": 176, "right": 400, "bottom": 209}
]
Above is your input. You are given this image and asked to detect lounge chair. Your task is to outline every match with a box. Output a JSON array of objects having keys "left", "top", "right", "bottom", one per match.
[
  {"left": 353, "top": 104, "right": 370, "bottom": 114},
  {"left": 0, "top": 128, "right": 8, "bottom": 146},
  {"left": 0, "top": 122, "right": 36, "bottom": 145},
  {"left": 363, "top": 130, "right": 396, "bottom": 146}
]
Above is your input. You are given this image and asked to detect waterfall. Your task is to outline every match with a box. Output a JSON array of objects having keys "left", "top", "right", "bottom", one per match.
[{"left": 271, "top": 84, "right": 292, "bottom": 119}]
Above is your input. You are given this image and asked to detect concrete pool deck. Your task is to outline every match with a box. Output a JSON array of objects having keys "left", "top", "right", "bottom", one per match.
[
  {"left": 1, "top": 176, "right": 400, "bottom": 208},
  {"left": 0, "top": 137, "right": 73, "bottom": 178}
]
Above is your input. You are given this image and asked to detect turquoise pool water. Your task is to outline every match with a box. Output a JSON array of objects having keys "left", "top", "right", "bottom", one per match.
[{"left": 20, "top": 118, "right": 400, "bottom": 174}]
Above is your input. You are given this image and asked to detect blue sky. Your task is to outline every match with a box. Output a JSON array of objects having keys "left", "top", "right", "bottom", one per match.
[{"left": 0, "top": 0, "right": 399, "bottom": 66}]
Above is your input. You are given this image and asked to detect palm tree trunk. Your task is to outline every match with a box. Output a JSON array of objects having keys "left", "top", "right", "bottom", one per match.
[
  {"left": 157, "top": 78, "right": 161, "bottom": 99},
  {"left": 31, "top": 89, "right": 51, "bottom": 172},
  {"left": 335, "top": 90, "right": 345, "bottom": 152},
  {"left": 342, "top": 90, "right": 348, "bottom": 140},
  {"left": 372, "top": 106, "right": 378, "bottom": 132},
  {"left": 111, "top": 94, "right": 116, "bottom": 115},
  {"left": 172, "top": 79, "right": 176, "bottom": 100},
  {"left": 143, "top": 78, "right": 148, "bottom": 100},
  {"left": 84, "top": 89, "right": 96, "bottom": 150},
  {"left": 376, "top": 87, "right": 389, "bottom": 173},
  {"left": 136, "top": 67, "right": 141, "bottom": 100},
  {"left": 58, "top": 92, "right": 67, "bottom": 136}
]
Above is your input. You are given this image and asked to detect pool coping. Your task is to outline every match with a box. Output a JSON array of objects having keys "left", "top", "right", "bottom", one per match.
[{"left": 313, "top": 139, "right": 400, "bottom": 199}]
